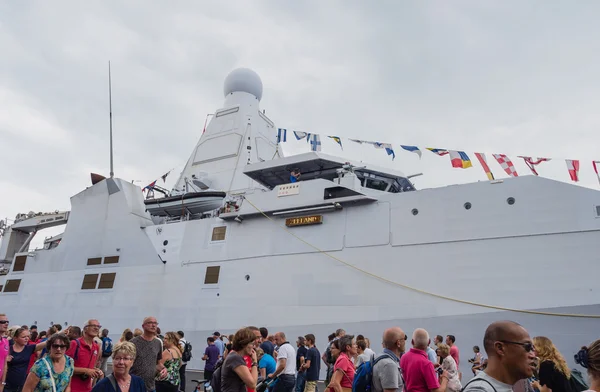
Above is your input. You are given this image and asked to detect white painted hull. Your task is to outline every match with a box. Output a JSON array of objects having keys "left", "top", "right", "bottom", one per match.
[{"left": 1, "top": 176, "right": 599, "bottom": 377}]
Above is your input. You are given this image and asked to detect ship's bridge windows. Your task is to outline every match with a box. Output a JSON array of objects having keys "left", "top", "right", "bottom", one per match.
[
  {"left": 13, "top": 255, "right": 27, "bottom": 272},
  {"left": 3, "top": 279, "right": 21, "bottom": 293},
  {"left": 365, "top": 178, "right": 389, "bottom": 192},
  {"left": 204, "top": 266, "right": 221, "bottom": 284},
  {"left": 211, "top": 226, "right": 227, "bottom": 242}
]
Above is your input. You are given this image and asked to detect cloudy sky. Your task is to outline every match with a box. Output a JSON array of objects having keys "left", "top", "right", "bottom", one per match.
[{"left": 2, "top": 1, "right": 600, "bottom": 248}]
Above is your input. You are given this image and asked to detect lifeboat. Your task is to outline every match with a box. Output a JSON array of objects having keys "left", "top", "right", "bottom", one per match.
[{"left": 144, "top": 191, "right": 226, "bottom": 217}]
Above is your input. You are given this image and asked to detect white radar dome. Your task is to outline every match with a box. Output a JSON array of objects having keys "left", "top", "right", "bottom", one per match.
[{"left": 223, "top": 68, "right": 263, "bottom": 101}]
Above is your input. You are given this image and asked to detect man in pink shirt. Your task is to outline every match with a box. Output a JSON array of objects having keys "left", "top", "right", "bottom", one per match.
[
  {"left": 446, "top": 335, "right": 460, "bottom": 367},
  {"left": 0, "top": 313, "right": 9, "bottom": 392},
  {"left": 400, "top": 329, "right": 449, "bottom": 392}
]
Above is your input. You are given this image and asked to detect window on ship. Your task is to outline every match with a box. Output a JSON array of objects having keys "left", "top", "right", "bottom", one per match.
[
  {"left": 3, "top": 279, "right": 21, "bottom": 293},
  {"left": 204, "top": 266, "right": 220, "bottom": 284}
]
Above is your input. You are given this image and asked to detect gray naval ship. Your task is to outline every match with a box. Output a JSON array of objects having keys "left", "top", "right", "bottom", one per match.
[{"left": 1, "top": 68, "right": 599, "bottom": 375}]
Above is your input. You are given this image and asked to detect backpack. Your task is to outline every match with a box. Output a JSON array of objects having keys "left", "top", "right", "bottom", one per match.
[
  {"left": 209, "top": 358, "right": 225, "bottom": 392},
  {"left": 102, "top": 337, "right": 113, "bottom": 358},
  {"left": 569, "top": 368, "right": 589, "bottom": 392},
  {"left": 182, "top": 340, "right": 193, "bottom": 362},
  {"left": 352, "top": 354, "right": 392, "bottom": 392}
]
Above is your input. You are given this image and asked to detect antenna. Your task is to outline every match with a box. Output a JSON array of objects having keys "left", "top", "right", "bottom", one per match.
[{"left": 108, "top": 61, "right": 114, "bottom": 178}]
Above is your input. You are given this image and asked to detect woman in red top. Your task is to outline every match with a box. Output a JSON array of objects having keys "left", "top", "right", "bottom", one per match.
[{"left": 328, "top": 335, "right": 357, "bottom": 392}]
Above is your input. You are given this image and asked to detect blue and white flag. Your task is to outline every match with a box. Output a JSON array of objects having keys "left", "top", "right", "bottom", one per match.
[
  {"left": 373, "top": 142, "right": 395, "bottom": 160},
  {"left": 400, "top": 145, "right": 422, "bottom": 159},
  {"left": 310, "top": 134, "right": 322, "bottom": 152},
  {"left": 277, "top": 128, "right": 287, "bottom": 143},
  {"left": 294, "top": 131, "right": 308, "bottom": 140}
]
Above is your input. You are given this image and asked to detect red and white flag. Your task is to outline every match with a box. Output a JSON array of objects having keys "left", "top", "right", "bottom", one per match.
[
  {"left": 518, "top": 156, "right": 551, "bottom": 176},
  {"left": 566, "top": 159, "right": 580, "bottom": 182},
  {"left": 593, "top": 161, "right": 600, "bottom": 184},
  {"left": 493, "top": 154, "right": 518, "bottom": 177}
]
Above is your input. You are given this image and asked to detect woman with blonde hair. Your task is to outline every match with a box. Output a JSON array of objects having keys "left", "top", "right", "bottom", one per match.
[
  {"left": 575, "top": 338, "right": 600, "bottom": 391},
  {"left": 532, "top": 336, "right": 574, "bottom": 392},
  {"left": 155, "top": 332, "right": 182, "bottom": 392},
  {"left": 92, "top": 341, "right": 145, "bottom": 392},
  {"left": 436, "top": 344, "right": 461, "bottom": 392},
  {"left": 119, "top": 329, "right": 132, "bottom": 343}
]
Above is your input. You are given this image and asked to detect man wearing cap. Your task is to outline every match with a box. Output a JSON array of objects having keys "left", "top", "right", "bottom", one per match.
[{"left": 213, "top": 332, "right": 225, "bottom": 358}]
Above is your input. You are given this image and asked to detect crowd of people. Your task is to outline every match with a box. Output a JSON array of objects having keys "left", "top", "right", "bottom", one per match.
[{"left": 0, "top": 313, "right": 598, "bottom": 392}]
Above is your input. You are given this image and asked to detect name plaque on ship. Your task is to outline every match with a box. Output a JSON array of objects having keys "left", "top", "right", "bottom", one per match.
[{"left": 285, "top": 215, "right": 323, "bottom": 227}]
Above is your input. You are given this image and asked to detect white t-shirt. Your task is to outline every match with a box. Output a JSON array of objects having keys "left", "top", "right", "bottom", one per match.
[
  {"left": 364, "top": 348, "right": 376, "bottom": 357},
  {"left": 277, "top": 343, "right": 297, "bottom": 375},
  {"left": 462, "top": 371, "right": 513, "bottom": 392}
]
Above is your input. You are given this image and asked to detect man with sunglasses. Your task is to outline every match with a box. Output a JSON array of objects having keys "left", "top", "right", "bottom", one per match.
[
  {"left": 66, "top": 319, "right": 104, "bottom": 392},
  {"left": 0, "top": 314, "right": 9, "bottom": 392},
  {"left": 463, "top": 321, "right": 537, "bottom": 392}
]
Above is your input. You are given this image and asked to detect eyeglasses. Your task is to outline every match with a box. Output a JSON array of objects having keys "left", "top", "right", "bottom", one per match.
[
  {"left": 52, "top": 344, "right": 68, "bottom": 350},
  {"left": 499, "top": 340, "right": 535, "bottom": 352},
  {"left": 86, "top": 324, "right": 102, "bottom": 329},
  {"left": 0, "top": 321, "right": 9, "bottom": 325},
  {"left": 144, "top": 322, "right": 158, "bottom": 326},
  {"left": 113, "top": 357, "right": 133, "bottom": 363}
]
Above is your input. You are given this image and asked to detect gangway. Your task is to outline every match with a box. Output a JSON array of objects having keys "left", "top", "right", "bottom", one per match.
[{"left": 0, "top": 211, "right": 69, "bottom": 263}]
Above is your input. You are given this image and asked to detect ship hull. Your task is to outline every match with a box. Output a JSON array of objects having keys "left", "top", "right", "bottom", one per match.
[{"left": 1, "top": 177, "right": 599, "bottom": 379}]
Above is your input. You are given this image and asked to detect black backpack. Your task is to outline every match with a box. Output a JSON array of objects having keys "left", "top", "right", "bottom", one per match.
[
  {"left": 210, "top": 359, "right": 225, "bottom": 392},
  {"left": 182, "top": 341, "right": 193, "bottom": 362}
]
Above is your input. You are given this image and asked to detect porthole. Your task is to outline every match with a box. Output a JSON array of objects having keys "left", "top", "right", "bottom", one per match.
[
  {"left": 411, "top": 208, "right": 419, "bottom": 216},
  {"left": 464, "top": 202, "right": 472, "bottom": 210},
  {"left": 245, "top": 275, "right": 250, "bottom": 281},
  {"left": 163, "top": 240, "right": 168, "bottom": 246},
  {"left": 507, "top": 197, "right": 515, "bottom": 205}
]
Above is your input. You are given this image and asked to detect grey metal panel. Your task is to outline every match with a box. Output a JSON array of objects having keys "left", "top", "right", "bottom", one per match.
[
  {"left": 106, "top": 179, "right": 120, "bottom": 195},
  {"left": 345, "top": 202, "right": 390, "bottom": 248}
]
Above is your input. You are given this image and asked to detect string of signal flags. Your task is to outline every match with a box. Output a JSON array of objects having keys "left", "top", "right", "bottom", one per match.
[{"left": 276, "top": 128, "right": 600, "bottom": 184}]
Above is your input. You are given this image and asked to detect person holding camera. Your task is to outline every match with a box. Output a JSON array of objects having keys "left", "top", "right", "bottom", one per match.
[{"left": 66, "top": 320, "right": 104, "bottom": 392}]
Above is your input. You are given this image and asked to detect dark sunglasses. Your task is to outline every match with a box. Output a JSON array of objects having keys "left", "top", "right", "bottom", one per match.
[
  {"left": 0, "top": 321, "right": 9, "bottom": 325},
  {"left": 52, "top": 344, "right": 68, "bottom": 350},
  {"left": 499, "top": 340, "right": 535, "bottom": 352}
]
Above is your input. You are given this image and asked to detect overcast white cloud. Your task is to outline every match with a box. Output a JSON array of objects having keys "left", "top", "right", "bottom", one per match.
[{"left": 1, "top": 1, "right": 600, "bottom": 247}]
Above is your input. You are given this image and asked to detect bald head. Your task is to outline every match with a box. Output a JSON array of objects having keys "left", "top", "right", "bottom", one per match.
[
  {"left": 275, "top": 332, "right": 286, "bottom": 346},
  {"left": 383, "top": 327, "right": 405, "bottom": 350},
  {"left": 412, "top": 328, "right": 430, "bottom": 349},
  {"left": 483, "top": 321, "right": 526, "bottom": 357}
]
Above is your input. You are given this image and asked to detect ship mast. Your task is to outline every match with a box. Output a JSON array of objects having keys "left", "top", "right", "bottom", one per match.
[{"left": 108, "top": 61, "right": 114, "bottom": 178}]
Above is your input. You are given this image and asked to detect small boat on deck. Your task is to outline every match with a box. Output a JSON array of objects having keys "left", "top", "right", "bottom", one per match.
[{"left": 144, "top": 191, "right": 226, "bottom": 217}]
